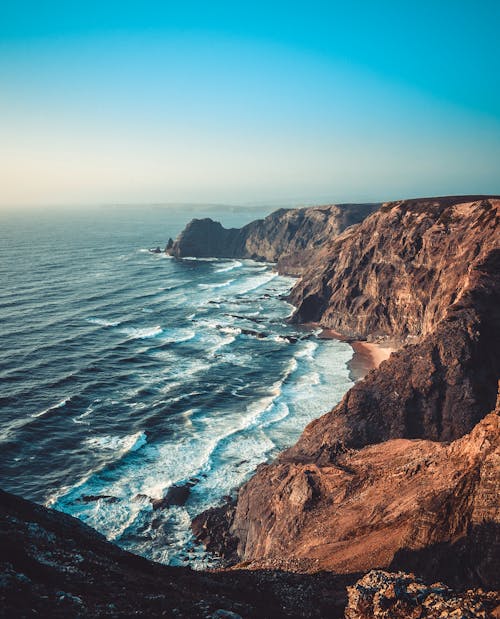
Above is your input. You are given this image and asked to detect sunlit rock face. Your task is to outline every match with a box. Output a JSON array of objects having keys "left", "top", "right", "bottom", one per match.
[
  {"left": 195, "top": 197, "right": 500, "bottom": 589},
  {"left": 167, "top": 202, "right": 380, "bottom": 269}
]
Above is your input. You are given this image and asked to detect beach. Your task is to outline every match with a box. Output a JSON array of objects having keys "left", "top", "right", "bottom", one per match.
[{"left": 317, "top": 328, "right": 396, "bottom": 381}]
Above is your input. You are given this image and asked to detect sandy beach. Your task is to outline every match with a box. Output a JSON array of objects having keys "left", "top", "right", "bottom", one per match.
[{"left": 317, "top": 327, "right": 396, "bottom": 381}]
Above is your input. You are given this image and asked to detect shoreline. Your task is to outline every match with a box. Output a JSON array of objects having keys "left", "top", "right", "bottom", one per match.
[{"left": 316, "top": 327, "right": 396, "bottom": 381}]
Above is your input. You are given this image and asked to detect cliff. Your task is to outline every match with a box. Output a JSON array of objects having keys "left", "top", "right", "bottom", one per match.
[
  {"left": 167, "top": 203, "right": 380, "bottom": 272},
  {"left": 229, "top": 407, "right": 500, "bottom": 587},
  {"left": 290, "top": 196, "right": 499, "bottom": 338},
  {"left": 193, "top": 196, "right": 500, "bottom": 588}
]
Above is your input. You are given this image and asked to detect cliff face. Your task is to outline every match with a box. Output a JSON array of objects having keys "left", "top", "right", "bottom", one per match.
[
  {"left": 290, "top": 196, "right": 499, "bottom": 338},
  {"left": 193, "top": 197, "right": 500, "bottom": 587},
  {"left": 167, "top": 203, "right": 380, "bottom": 269},
  {"left": 229, "top": 408, "right": 500, "bottom": 587}
]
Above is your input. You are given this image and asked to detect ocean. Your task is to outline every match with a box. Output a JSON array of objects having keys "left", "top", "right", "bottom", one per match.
[{"left": 0, "top": 204, "right": 354, "bottom": 567}]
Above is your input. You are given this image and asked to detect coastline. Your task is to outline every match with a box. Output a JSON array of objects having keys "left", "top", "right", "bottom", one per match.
[{"left": 317, "top": 327, "right": 395, "bottom": 381}]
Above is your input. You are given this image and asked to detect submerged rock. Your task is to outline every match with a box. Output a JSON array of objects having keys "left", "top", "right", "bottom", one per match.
[
  {"left": 151, "top": 484, "right": 191, "bottom": 509},
  {"left": 77, "top": 494, "right": 120, "bottom": 503}
]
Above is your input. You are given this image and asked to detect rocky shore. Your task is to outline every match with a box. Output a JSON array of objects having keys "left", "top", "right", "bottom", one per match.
[
  {"left": 185, "top": 196, "right": 500, "bottom": 588},
  {"left": 2, "top": 195, "right": 499, "bottom": 617}
]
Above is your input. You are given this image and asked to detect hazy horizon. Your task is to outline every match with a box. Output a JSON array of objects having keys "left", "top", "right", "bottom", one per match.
[{"left": 1, "top": 1, "right": 499, "bottom": 209}]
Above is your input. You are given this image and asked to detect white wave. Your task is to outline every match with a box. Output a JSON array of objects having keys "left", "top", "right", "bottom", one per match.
[
  {"left": 32, "top": 397, "right": 71, "bottom": 418},
  {"left": 158, "top": 328, "right": 196, "bottom": 344},
  {"left": 182, "top": 256, "right": 219, "bottom": 262},
  {"left": 295, "top": 340, "right": 318, "bottom": 359},
  {"left": 272, "top": 335, "right": 292, "bottom": 343},
  {"left": 83, "top": 431, "right": 147, "bottom": 455},
  {"left": 219, "top": 326, "right": 241, "bottom": 335},
  {"left": 198, "top": 279, "right": 235, "bottom": 290},
  {"left": 120, "top": 325, "right": 163, "bottom": 339},
  {"left": 230, "top": 271, "right": 278, "bottom": 295},
  {"left": 215, "top": 260, "right": 242, "bottom": 273},
  {"left": 87, "top": 318, "right": 121, "bottom": 327}
]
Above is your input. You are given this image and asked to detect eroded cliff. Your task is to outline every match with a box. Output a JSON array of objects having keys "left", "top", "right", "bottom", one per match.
[
  {"left": 290, "top": 196, "right": 499, "bottom": 338},
  {"left": 167, "top": 203, "right": 379, "bottom": 270},
  {"left": 230, "top": 408, "right": 500, "bottom": 587},
  {"left": 193, "top": 196, "right": 500, "bottom": 588}
]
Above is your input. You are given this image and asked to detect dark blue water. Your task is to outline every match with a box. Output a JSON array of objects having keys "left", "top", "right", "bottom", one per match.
[{"left": 0, "top": 205, "right": 353, "bottom": 566}]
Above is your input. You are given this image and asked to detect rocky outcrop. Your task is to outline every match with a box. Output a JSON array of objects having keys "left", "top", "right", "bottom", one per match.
[
  {"left": 194, "top": 196, "right": 500, "bottom": 587},
  {"left": 167, "top": 203, "right": 380, "bottom": 271},
  {"left": 345, "top": 571, "right": 500, "bottom": 619},
  {"left": 227, "top": 408, "right": 500, "bottom": 587}
]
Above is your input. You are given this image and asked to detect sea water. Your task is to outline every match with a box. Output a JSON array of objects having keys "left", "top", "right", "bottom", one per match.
[{"left": 0, "top": 204, "right": 353, "bottom": 566}]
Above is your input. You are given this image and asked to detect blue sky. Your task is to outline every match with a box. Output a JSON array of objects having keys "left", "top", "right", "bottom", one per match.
[{"left": 1, "top": 1, "right": 499, "bottom": 207}]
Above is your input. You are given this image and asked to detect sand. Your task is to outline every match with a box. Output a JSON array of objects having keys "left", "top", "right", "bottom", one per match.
[{"left": 317, "top": 327, "right": 396, "bottom": 381}]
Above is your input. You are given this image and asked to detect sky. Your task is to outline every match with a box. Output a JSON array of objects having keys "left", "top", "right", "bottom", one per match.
[{"left": 0, "top": 1, "right": 499, "bottom": 208}]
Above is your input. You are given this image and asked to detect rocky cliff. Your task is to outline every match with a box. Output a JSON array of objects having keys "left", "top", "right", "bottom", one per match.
[
  {"left": 229, "top": 406, "right": 500, "bottom": 587},
  {"left": 193, "top": 196, "right": 500, "bottom": 589},
  {"left": 290, "top": 196, "right": 499, "bottom": 338},
  {"left": 167, "top": 203, "right": 380, "bottom": 271}
]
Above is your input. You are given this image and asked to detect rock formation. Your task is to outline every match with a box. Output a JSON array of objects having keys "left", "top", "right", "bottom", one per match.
[
  {"left": 289, "top": 196, "right": 499, "bottom": 338},
  {"left": 228, "top": 407, "right": 500, "bottom": 587},
  {"left": 192, "top": 196, "right": 500, "bottom": 591},
  {"left": 345, "top": 571, "right": 500, "bottom": 619},
  {"left": 167, "top": 203, "right": 380, "bottom": 271}
]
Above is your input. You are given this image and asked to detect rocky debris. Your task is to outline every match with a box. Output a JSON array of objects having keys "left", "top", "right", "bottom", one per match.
[
  {"left": 166, "top": 203, "right": 380, "bottom": 268},
  {"left": 344, "top": 570, "right": 500, "bottom": 619}
]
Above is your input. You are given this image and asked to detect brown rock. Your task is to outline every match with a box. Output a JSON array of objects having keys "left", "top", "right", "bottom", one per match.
[
  {"left": 167, "top": 203, "right": 380, "bottom": 268},
  {"left": 228, "top": 409, "right": 499, "bottom": 588},
  {"left": 290, "top": 196, "right": 499, "bottom": 338},
  {"left": 199, "top": 197, "right": 500, "bottom": 589},
  {"left": 344, "top": 570, "right": 500, "bottom": 619}
]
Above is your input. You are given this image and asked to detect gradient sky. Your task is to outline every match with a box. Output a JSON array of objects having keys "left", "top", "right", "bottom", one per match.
[{"left": 1, "top": 0, "right": 499, "bottom": 207}]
